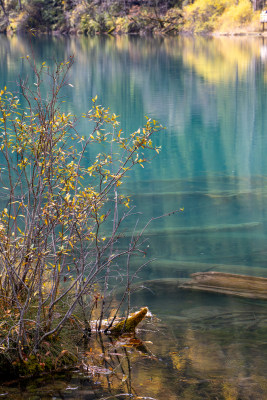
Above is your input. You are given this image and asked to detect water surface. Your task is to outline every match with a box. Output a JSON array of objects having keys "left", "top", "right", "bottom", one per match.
[{"left": 1, "top": 34, "right": 267, "bottom": 399}]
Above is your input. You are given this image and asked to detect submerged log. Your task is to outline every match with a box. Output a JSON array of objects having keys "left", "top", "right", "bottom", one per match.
[
  {"left": 109, "top": 307, "right": 148, "bottom": 335},
  {"left": 181, "top": 271, "right": 267, "bottom": 300}
]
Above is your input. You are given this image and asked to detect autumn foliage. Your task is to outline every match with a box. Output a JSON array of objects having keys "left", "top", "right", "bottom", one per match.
[{"left": 0, "top": 56, "right": 162, "bottom": 376}]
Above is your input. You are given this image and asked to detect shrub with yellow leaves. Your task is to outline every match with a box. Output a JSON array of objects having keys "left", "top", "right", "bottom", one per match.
[{"left": 0, "top": 55, "right": 164, "bottom": 377}]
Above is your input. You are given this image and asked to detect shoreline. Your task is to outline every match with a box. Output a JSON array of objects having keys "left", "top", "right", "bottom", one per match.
[
  {"left": 1, "top": 29, "right": 267, "bottom": 38},
  {"left": 0, "top": 2, "right": 265, "bottom": 38}
]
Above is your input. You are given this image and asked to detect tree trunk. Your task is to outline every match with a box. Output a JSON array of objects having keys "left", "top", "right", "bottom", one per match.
[
  {"left": 253, "top": 0, "right": 266, "bottom": 10},
  {"left": 0, "top": 0, "right": 7, "bottom": 16}
]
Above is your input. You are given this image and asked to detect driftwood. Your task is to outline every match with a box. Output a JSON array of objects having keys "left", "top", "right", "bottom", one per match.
[
  {"left": 109, "top": 307, "right": 148, "bottom": 336},
  {"left": 181, "top": 271, "right": 267, "bottom": 300}
]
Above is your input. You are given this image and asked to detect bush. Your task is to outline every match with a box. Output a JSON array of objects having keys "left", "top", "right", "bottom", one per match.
[
  {"left": 183, "top": 0, "right": 231, "bottom": 33},
  {"left": 163, "top": 7, "right": 184, "bottom": 32},
  {"left": 81, "top": 12, "right": 115, "bottom": 34},
  {"left": 217, "top": 0, "right": 253, "bottom": 31},
  {"left": 68, "top": 1, "right": 92, "bottom": 32},
  {"left": 0, "top": 57, "right": 163, "bottom": 375},
  {"left": 25, "top": 0, "right": 66, "bottom": 31}
]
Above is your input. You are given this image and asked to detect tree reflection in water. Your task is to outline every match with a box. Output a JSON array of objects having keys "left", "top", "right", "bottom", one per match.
[{"left": 1, "top": 291, "right": 267, "bottom": 399}]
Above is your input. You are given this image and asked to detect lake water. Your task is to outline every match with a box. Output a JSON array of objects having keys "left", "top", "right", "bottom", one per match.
[{"left": 1, "top": 34, "right": 267, "bottom": 399}]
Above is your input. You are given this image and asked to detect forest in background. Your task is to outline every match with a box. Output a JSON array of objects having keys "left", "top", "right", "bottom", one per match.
[{"left": 0, "top": 0, "right": 266, "bottom": 35}]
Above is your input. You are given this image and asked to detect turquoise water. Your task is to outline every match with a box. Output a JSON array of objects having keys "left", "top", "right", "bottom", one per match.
[
  {"left": 3, "top": 34, "right": 267, "bottom": 275},
  {"left": 1, "top": 34, "right": 267, "bottom": 399}
]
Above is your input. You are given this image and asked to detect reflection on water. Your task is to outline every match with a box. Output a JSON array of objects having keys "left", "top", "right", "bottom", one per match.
[
  {"left": 1, "top": 286, "right": 267, "bottom": 399},
  {"left": 1, "top": 34, "right": 267, "bottom": 399}
]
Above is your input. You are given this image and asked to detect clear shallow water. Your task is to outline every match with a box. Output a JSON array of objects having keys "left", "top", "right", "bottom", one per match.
[{"left": 1, "top": 34, "right": 267, "bottom": 399}]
